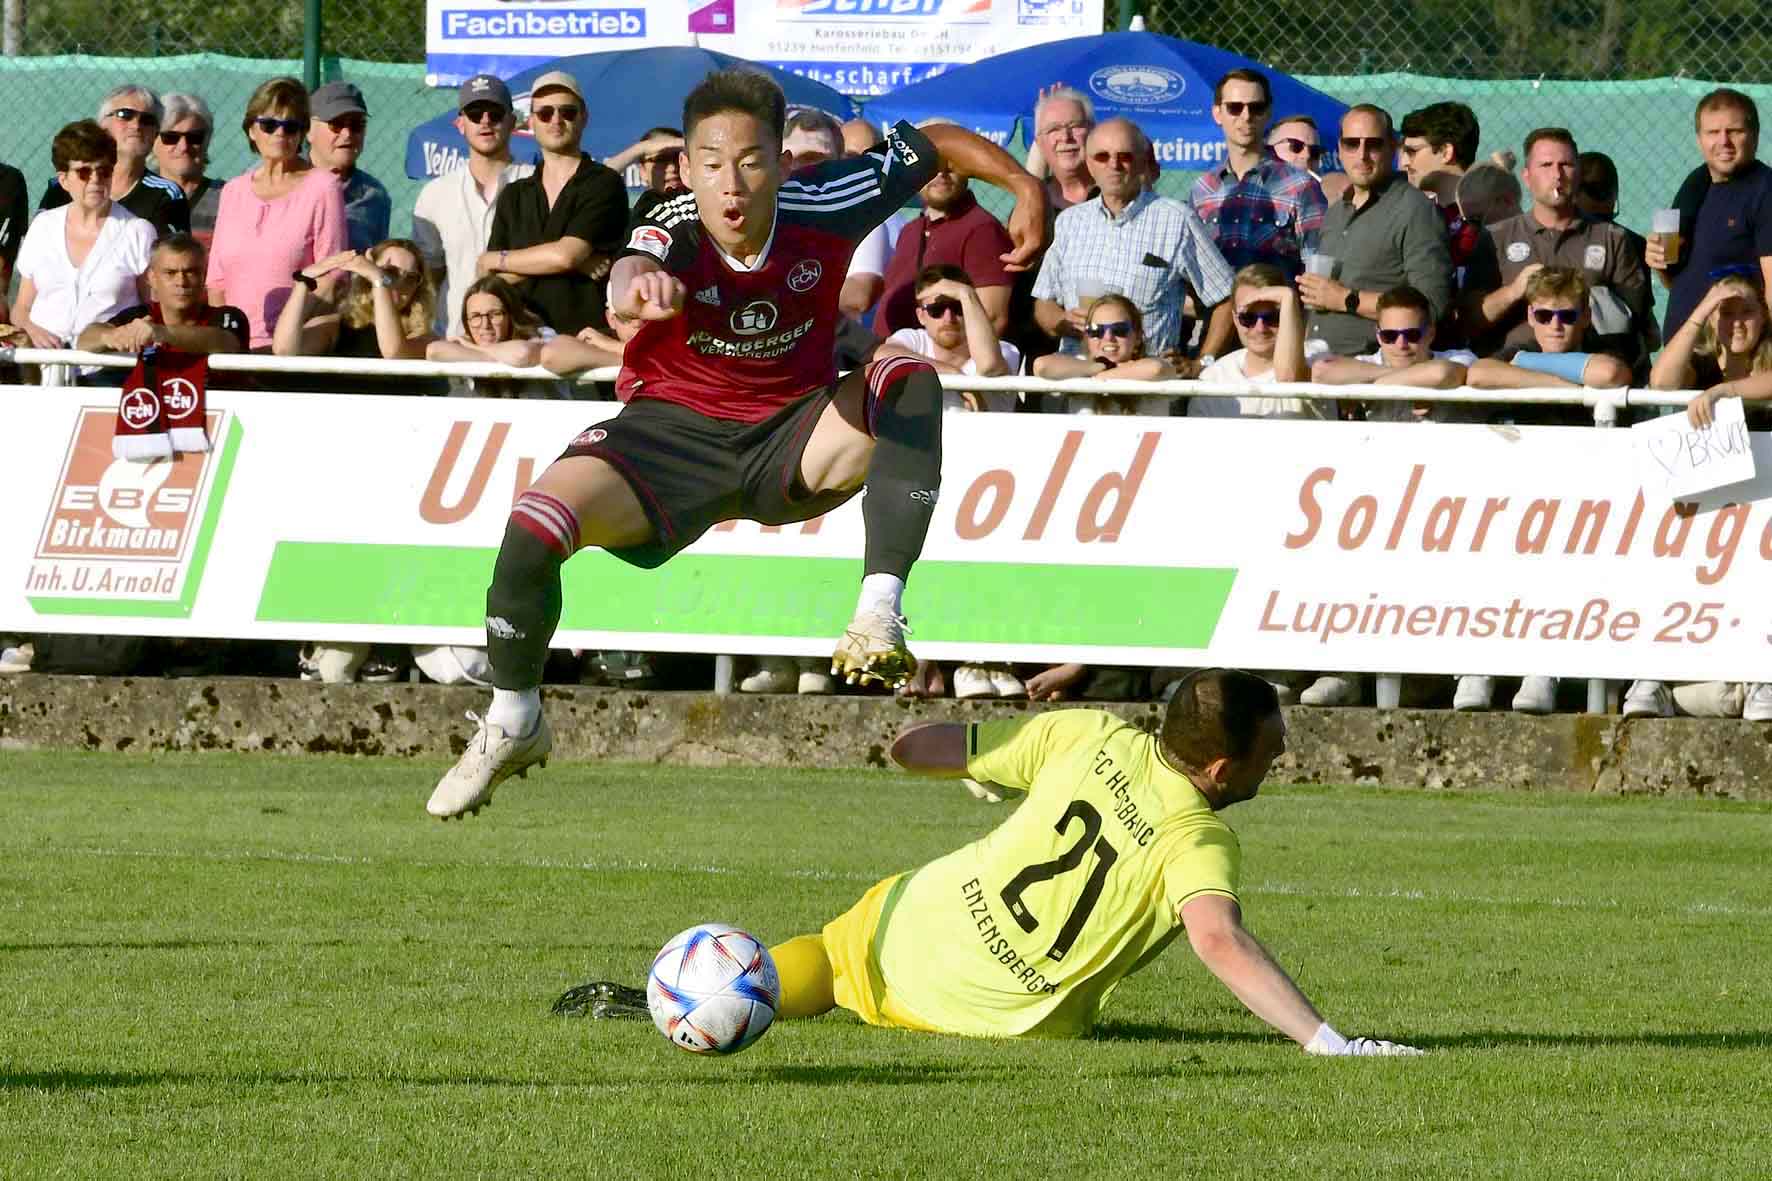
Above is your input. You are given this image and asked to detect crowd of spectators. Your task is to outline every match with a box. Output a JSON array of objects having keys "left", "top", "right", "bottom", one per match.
[{"left": 2, "top": 67, "right": 1769, "bottom": 720}]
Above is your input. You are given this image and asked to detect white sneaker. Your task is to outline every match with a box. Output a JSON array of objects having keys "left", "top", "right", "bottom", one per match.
[
  {"left": 1453, "top": 675, "right": 1494, "bottom": 712},
  {"left": 1299, "top": 674, "right": 1359, "bottom": 707},
  {"left": 426, "top": 711, "right": 553, "bottom": 820},
  {"left": 953, "top": 665, "right": 994, "bottom": 700},
  {"left": 1622, "top": 680, "right": 1673, "bottom": 719},
  {"left": 797, "top": 668, "right": 834, "bottom": 695},
  {"left": 739, "top": 657, "right": 797, "bottom": 694},
  {"left": 1744, "top": 683, "right": 1772, "bottom": 722},
  {"left": 1266, "top": 680, "right": 1297, "bottom": 707},
  {"left": 0, "top": 642, "right": 33, "bottom": 674},
  {"left": 989, "top": 667, "right": 1027, "bottom": 699},
  {"left": 1512, "top": 676, "right": 1558, "bottom": 715}
]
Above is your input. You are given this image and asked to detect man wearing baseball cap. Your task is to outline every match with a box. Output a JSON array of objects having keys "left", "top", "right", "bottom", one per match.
[
  {"left": 310, "top": 80, "right": 390, "bottom": 251},
  {"left": 413, "top": 73, "right": 537, "bottom": 337},
  {"left": 481, "top": 69, "right": 628, "bottom": 336}
]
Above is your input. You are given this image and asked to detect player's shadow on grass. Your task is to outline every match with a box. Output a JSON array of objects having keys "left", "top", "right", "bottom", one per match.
[
  {"left": 1417, "top": 1030, "right": 1772, "bottom": 1050},
  {"left": 0, "top": 939, "right": 350, "bottom": 953},
  {"left": 1091, "top": 1020, "right": 1279, "bottom": 1046}
]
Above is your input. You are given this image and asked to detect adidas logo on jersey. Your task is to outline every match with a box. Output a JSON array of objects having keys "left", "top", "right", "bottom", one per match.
[{"left": 694, "top": 285, "right": 720, "bottom": 307}]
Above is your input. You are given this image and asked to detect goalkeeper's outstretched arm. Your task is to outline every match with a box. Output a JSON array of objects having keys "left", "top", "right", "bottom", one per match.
[
  {"left": 1181, "top": 894, "right": 1423, "bottom": 1057},
  {"left": 889, "top": 722, "right": 969, "bottom": 778}
]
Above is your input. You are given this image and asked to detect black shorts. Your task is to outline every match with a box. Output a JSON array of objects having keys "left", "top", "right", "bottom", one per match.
[{"left": 562, "top": 390, "right": 855, "bottom": 569}]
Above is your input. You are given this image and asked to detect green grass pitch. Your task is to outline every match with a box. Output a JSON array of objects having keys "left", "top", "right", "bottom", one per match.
[{"left": 2, "top": 751, "right": 1770, "bottom": 1177}]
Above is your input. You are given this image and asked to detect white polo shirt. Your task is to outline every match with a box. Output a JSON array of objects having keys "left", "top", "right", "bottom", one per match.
[
  {"left": 412, "top": 158, "right": 536, "bottom": 337},
  {"left": 885, "top": 326, "right": 1020, "bottom": 412},
  {"left": 1189, "top": 349, "right": 1333, "bottom": 420}
]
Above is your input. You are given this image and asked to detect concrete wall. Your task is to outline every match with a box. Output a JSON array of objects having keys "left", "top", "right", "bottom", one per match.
[{"left": 3, "top": 675, "right": 1769, "bottom": 800}]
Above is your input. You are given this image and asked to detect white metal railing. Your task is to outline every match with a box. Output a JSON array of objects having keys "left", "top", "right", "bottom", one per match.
[{"left": 1, "top": 346, "right": 1704, "bottom": 416}]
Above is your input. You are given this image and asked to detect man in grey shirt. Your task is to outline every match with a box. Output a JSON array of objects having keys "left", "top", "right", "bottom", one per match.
[{"left": 1299, "top": 104, "right": 1453, "bottom": 358}]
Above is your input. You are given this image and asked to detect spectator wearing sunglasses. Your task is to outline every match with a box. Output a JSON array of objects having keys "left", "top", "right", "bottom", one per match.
[
  {"left": 205, "top": 77, "right": 348, "bottom": 349},
  {"left": 306, "top": 81, "right": 390, "bottom": 253},
  {"left": 1033, "top": 293, "right": 1177, "bottom": 416},
  {"left": 482, "top": 70, "right": 627, "bottom": 337},
  {"left": 39, "top": 85, "right": 189, "bottom": 239},
  {"left": 412, "top": 74, "right": 536, "bottom": 339},
  {"left": 1300, "top": 105, "right": 1454, "bottom": 361},
  {"left": 1187, "top": 263, "right": 1325, "bottom": 419},
  {"left": 607, "top": 125, "right": 686, "bottom": 224},
  {"left": 1034, "top": 118, "right": 1236, "bottom": 365},
  {"left": 12, "top": 120, "right": 155, "bottom": 352},
  {"left": 1463, "top": 130, "right": 1654, "bottom": 399},
  {"left": 878, "top": 264, "right": 1021, "bottom": 409},
  {"left": 1311, "top": 283, "right": 1475, "bottom": 421},
  {"left": 152, "top": 93, "right": 221, "bottom": 252},
  {"left": 1622, "top": 272, "right": 1772, "bottom": 723},
  {"left": 1468, "top": 267, "right": 1629, "bottom": 393},
  {"left": 1191, "top": 70, "right": 1326, "bottom": 281},
  {"left": 1268, "top": 115, "right": 1324, "bottom": 177}
]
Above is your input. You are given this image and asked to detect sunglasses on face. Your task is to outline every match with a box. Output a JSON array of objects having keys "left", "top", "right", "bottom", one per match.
[
  {"left": 107, "top": 107, "right": 158, "bottom": 126},
  {"left": 919, "top": 298, "right": 963, "bottom": 320},
  {"left": 1086, "top": 321, "right": 1134, "bottom": 339},
  {"left": 66, "top": 164, "right": 114, "bottom": 183},
  {"left": 532, "top": 104, "right": 581, "bottom": 125},
  {"left": 1221, "top": 100, "right": 1270, "bottom": 118},
  {"left": 1090, "top": 150, "right": 1137, "bottom": 166},
  {"left": 1235, "top": 308, "right": 1280, "bottom": 328},
  {"left": 1272, "top": 137, "right": 1324, "bottom": 161},
  {"left": 461, "top": 103, "right": 508, "bottom": 125},
  {"left": 1340, "top": 136, "right": 1389, "bottom": 154},
  {"left": 1530, "top": 307, "right": 1582, "bottom": 326},
  {"left": 1377, "top": 327, "right": 1425, "bottom": 344},
  {"left": 157, "top": 129, "right": 207, "bottom": 148},
  {"left": 254, "top": 116, "right": 304, "bottom": 136},
  {"left": 326, "top": 116, "right": 367, "bottom": 135}
]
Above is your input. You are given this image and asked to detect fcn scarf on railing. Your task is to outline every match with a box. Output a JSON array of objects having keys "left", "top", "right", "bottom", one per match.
[{"left": 113, "top": 306, "right": 210, "bottom": 461}]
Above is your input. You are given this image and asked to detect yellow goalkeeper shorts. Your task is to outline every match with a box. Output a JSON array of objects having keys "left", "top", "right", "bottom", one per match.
[{"left": 822, "top": 872, "right": 940, "bottom": 1033}]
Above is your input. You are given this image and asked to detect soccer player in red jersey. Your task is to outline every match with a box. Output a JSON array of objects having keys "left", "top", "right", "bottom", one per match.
[{"left": 429, "top": 70, "right": 1047, "bottom": 818}]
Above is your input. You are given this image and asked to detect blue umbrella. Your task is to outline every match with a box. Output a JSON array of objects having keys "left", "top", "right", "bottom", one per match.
[
  {"left": 405, "top": 48, "right": 858, "bottom": 180},
  {"left": 865, "top": 32, "right": 1349, "bottom": 172}
]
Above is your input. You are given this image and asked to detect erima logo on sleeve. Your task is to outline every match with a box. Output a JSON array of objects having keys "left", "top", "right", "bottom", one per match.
[{"left": 885, "top": 126, "right": 920, "bottom": 166}]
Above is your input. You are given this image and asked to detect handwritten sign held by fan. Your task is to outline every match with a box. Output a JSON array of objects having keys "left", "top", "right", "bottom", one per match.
[{"left": 1632, "top": 397, "right": 1756, "bottom": 498}]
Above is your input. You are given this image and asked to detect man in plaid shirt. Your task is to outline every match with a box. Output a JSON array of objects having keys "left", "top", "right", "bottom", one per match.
[{"left": 1191, "top": 69, "right": 1327, "bottom": 280}]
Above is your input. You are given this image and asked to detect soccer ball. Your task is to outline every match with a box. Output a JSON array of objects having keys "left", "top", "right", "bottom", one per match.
[{"left": 646, "top": 924, "right": 780, "bottom": 1054}]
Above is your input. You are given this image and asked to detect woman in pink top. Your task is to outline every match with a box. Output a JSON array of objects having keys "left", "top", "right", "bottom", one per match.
[{"left": 205, "top": 76, "right": 348, "bottom": 348}]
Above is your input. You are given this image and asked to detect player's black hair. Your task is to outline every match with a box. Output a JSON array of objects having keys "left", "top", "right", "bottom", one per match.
[
  {"left": 1160, "top": 669, "right": 1280, "bottom": 771},
  {"left": 683, "top": 69, "right": 787, "bottom": 148},
  {"left": 1399, "top": 101, "right": 1479, "bottom": 168}
]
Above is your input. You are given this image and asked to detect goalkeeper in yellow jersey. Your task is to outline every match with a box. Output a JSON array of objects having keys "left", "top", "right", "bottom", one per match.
[{"left": 559, "top": 668, "right": 1421, "bottom": 1056}]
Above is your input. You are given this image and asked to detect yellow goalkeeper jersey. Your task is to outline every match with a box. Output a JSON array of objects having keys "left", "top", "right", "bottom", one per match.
[{"left": 875, "top": 709, "right": 1242, "bottom": 1038}]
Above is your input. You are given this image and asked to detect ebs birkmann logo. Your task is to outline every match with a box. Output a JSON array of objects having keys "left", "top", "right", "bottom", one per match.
[
  {"left": 1089, "top": 65, "right": 1187, "bottom": 107},
  {"left": 777, "top": 0, "right": 992, "bottom": 22},
  {"left": 26, "top": 407, "right": 242, "bottom": 618}
]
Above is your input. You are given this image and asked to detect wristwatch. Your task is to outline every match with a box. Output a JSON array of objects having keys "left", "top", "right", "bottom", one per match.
[
  {"left": 1343, "top": 288, "right": 1360, "bottom": 314},
  {"left": 291, "top": 269, "right": 317, "bottom": 291},
  {"left": 377, "top": 272, "right": 398, "bottom": 289}
]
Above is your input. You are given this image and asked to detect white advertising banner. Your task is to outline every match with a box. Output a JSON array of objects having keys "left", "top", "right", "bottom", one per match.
[
  {"left": 424, "top": 0, "right": 1104, "bottom": 95},
  {"left": 5, "top": 387, "right": 1772, "bottom": 681}
]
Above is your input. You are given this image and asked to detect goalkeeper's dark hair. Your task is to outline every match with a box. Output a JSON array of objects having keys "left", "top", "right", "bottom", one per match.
[
  {"left": 1160, "top": 668, "right": 1280, "bottom": 771},
  {"left": 683, "top": 69, "right": 787, "bottom": 149}
]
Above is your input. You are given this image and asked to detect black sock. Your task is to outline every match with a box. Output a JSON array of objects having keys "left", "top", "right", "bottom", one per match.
[
  {"left": 863, "top": 362, "right": 943, "bottom": 580},
  {"left": 485, "top": 521, "right": 564, "bottom": 690}
]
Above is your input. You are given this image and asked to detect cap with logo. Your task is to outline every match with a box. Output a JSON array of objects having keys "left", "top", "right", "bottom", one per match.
[
  {"left": 311, "top": 81, "right": 369, "bottom": 122},
  {"left": 458, "top": 73, "right": 513, "bottom": 112},
  {"left": 528, "top": 70, "right": 586, "bottom": 107}
]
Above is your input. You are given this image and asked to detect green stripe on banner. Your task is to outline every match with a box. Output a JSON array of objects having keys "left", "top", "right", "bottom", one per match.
[
  {"left": 255, "top": 543, "right": 1236, "bottom": 649},
  {"left": 30, "top": 417, "right": 245, "bottom": 619}
]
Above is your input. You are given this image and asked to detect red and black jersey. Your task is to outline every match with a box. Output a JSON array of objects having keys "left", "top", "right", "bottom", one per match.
[{"left": 614, "top": 120, "right": 939, "bottom": 423}]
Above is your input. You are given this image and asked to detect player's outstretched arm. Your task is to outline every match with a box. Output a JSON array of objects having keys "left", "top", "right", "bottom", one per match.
[
  {"left": 889, "top": 722, "right": 970, "bottom": 778},
  {"left": 607, "top": 255, "right": 685, "bottom": 324},
  {"left": 916, "top": 124, "right": 1050, "bottom": 273},
  {"left": 1181, "top": 894, "right": 1423, "bottom": 1056}
]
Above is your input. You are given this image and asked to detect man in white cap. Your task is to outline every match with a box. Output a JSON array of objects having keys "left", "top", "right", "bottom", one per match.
[
  {"left": 412, "top": 73, "right": 536, "bottom": 337},
  {"left": 481, "top": 69, "right": 627, "bottom": 336},
  {"left": 309, "top": 80, "right": 390, "bottom": 251}
]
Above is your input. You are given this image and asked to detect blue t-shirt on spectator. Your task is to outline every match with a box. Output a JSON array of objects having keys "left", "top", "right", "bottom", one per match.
[
  {"left": 341, "top": 168, "right": 392, "bottom": 253},
  {"left": 1664, "top": 159, "right": 1772, "bottom": 339}
]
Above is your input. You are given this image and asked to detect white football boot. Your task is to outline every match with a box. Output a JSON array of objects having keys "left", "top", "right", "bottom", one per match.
[
  {"left": 831, "top": 606, "right": 915, "bottom": 689},
  {"left": 426, "top": 711, "right": 553, "bottom": 819}
]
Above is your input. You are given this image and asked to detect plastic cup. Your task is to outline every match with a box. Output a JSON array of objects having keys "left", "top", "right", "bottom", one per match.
[
  {"left": 1075, "top": 277, "right": 1107, "bottom": 304},
  {"left": 1652, "top": 209, "right": 1682, "bottom": 266},
  {"left": 1305, "top": 254, "right": 1337, "bottom": 278}
]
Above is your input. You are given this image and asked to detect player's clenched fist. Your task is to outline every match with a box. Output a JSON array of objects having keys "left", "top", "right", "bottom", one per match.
[{"left": 618, "top": 270, "right": 686, "bottom": 322}]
